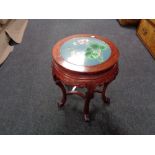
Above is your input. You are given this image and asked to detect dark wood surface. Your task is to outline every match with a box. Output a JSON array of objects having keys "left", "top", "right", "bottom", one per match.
[{"left": 52, "top": 34, "right": 119, "bottom": 121}]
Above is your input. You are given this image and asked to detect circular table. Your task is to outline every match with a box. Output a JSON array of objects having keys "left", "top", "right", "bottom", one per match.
[{"left": 52, "top": 34, "right": 119, "bottom": 121}]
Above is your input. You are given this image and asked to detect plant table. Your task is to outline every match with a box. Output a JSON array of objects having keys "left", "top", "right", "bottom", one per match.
[{"left": 52, "top": 34, "right": 119, "bottom": 121}]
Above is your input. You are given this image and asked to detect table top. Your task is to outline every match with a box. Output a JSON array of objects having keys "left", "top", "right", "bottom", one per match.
[
  {"left": 60, "top": 37, "right": 111, "bottom": 66},
  {"left": 52, "top": 34, "right": 119, "bottom": 73}
]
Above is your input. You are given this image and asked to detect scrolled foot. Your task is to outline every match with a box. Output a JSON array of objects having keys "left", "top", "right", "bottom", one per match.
[
  {"left": 57, "top": 101, "right": 65, "bottom": 108},
  {"left": 84, "top": 114, "right": 90, "bottom": 122},
  {"left": 103, "top": 97, "right": 110, "bottom": 104}
]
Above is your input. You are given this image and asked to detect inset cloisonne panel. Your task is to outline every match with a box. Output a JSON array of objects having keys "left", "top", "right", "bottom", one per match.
[{"left": 60, "top": 37, "right": 111, "bottom": 66}]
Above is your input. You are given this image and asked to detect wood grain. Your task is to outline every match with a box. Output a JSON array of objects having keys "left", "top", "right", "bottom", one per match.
[{"left": 137, "top": 19, "right": 155, "bottom": 59}]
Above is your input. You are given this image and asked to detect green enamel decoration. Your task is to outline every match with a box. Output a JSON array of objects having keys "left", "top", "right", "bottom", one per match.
[
  {"left": 85, "top": 42, "right": 106, "bottom": 62},
  {"left": 60, "top": 37, "right": 111, "bottom": 66}
]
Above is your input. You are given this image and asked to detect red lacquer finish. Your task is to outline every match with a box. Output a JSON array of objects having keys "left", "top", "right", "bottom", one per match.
[{"left": 52, "top": 34, "right": 119, "bottom": 121}]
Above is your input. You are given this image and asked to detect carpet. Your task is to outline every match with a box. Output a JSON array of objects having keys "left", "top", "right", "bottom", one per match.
[{"left": 0, "top": 19, "right": 155, "bottom": 134}]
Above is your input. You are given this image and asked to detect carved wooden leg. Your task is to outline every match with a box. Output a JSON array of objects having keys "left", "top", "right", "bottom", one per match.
[
  {"left": 83, "top": 86, "right": 94, "bottom": 122},
  {"left": 102, "top": 82, "right": 110, "bottom": 104},
  {"left": 53, "top": 75, "right": 67, "bottom": 108}
]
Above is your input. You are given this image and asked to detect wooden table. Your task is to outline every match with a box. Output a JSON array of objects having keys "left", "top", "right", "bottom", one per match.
[{"left": 52, "top": 34, "right": 119, "bottom": 121}]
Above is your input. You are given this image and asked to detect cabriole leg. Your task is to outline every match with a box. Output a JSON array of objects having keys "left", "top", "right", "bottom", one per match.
[
  {"left": 102, "top": 82, "right": 110, "bottom": 104},
  {"left": 53, "top": 75, "right": 67, "bottom": 108},
  {"left": 83, "top": 86, "right": 95, "bottom": 122}
]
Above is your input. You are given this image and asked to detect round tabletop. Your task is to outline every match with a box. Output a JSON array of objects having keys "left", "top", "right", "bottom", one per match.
[{"left": 52, "top": 34, "right": 119, "bottom": 73}]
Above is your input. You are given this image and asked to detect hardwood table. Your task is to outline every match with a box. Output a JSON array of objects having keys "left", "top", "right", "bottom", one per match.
[{"left": 52, "top": 34, "right": 119, "bottom": 121}]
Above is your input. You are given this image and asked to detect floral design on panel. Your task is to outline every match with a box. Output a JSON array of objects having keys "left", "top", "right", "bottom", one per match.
[{"left": 85, "top": 42, "right": 107, "bottom": 62}]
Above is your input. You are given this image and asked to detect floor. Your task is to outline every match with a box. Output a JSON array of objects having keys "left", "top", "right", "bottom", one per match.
[{"left": 0, "top": 19, "right": 155, "bottom": 134}]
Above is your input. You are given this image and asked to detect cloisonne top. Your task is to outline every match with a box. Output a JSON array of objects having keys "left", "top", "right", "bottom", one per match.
[{"left": 60, "top": 36, "right": 111, "bottom": 66}]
